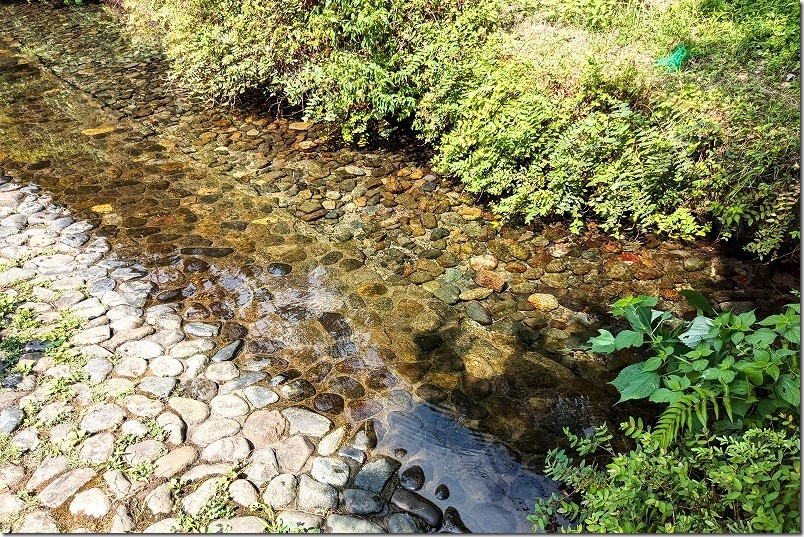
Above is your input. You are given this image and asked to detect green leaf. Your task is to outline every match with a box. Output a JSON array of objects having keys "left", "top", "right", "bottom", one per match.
[
  {"left": 692, "top": 359, "right": 709, "bottom": 371},
  {"left": 781, "top": 325, "right": 800, "bottom": 345},
  {"left": 648, "top": 387, "right": 682, "bottom": 403},
  {"left": 610, "top": 362, "right": 660, "bottom": 403},
  {"left": 614, "top": 329, "right": 644, "bottom": 350},
  {"left": 679, "top": 316, "right": 714, "bottom": 348},
  {"left": 678, "top": 290, "right": 716, "bottom": 316},
  {"left": 643, "top": 355, "right": 663, "bottom": 372},
  {"left": 589, "top": 329, "right": 616, "bottom": 353},
  {"left": 746, "top": 328, "right": 778, "bottom": 348},
  {"left": 776, "top": 374, "right": 800, "bottom": 406}
]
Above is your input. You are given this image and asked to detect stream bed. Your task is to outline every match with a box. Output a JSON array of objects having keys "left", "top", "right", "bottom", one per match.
[{"left": 0, "top": 2, "right": 796, "bottom": 532}]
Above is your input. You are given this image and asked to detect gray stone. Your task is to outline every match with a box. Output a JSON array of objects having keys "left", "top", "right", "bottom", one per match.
[
  {"left": 264, "top": 473, "right": 298, "bottom": 509},
  {"left": 167, "top": 396, "right": 210, "bottom": 425},
  {"left": 83, "top": 357, "right": 113, "bottom": 383},
  {"left": 11, "top": 427, "right": 38, "bottom": 452},
  {"left": 318, "top": 426, "right": 347, "bottom": 456},
  {"left": 26, "top": 455, "right": 69, "bottom": 491},
  {"left": 189, "top": 417, "right": 241, "bottom": 446},
  {"left": 181, "top": 478, "right": 219, "bottom": 516},
  {"left": 110, "top": 505, "right": 135, "bottom": 533},
  {"left": 157, "top": 411, "right": 186, "bottom": 444},
  {"left": 16, "top": 510, "right": 59, "bottom": 533},
  {"left": 121, "top": 419, "right": 148, "bottom": 436},
  {"left": 103, "top": 469, "right": 132, "bottom": 499},
  {"left": 277, "top": 511, "right": 324, "bottom": 532},
  {"left": 113, "top": 356, "right": 148, "bottom": 378},
  {"left": 69, "top": 488, "right": 111, "bottom": 518},
  {"left": 125, "top": 394, "right": 165, "bottom": 417},
  {"left": 326, "top": 514, "right": 386, "bottom": 533},
  {"left": 228, "top": 479, "right": 259, "bottom": 507},
  {"left": 138, "top": 376, "right": 177, "bottom": 398},
  {"left": 465, "top": 301, "right": 492, "bottom": 325},
  {"left": 201, "top": 436, "right": 251, "bottom": 462},
  {"left": 208, "top": 516, "right": 267, "bottom": 533},
  {"left": 170, "top": 338, "right": 215, "bottom": 358},
  {"left": 343, "top": 488, "right": 385, "bottom": 515},
  {"left": 387, "top": 513, "right": 426, "bottom": 533},
  {"left": 390, "top": 489, "right": 442, "bottom": 528},
  {"left": 211, "top": 339, "right": 242, "bottom": 362},
  {"left": 311, "top": 456, "right": 350, "bottom": 487},
  {"left": 210, "top": 394, "right": 250, "bottom": 417},
  {"left": 79, "top": 403, "right": 125, "bottom": 433},
  {"left": 184, "top": 322, "right": 220, "bottom": 337},
  {"left": 180, "top": 463, "right": 230, "bottom": 484},
  {"left": 149, "top": 356, "right": 184, "bottom": 377},
  {"left": 205, "top": 361, "right": 239, "bottom": 382},
  {"left": 275, "top": 435, "right": 315, "bottom": 474},
  {"left": 123, "top": 439, "right": 165, "bottom": 465},
  {"left": 243, "top": 448, "right": 280, "bottom": 487},
  {"left": 154, "top": 446, "right": 198, "bottom": 479},
  {"left": 38, "top": 467, "right": 96, "bottom": 508},
  {"left": 220, "top": 372, "right": 266, "bottom": 394},
  {"left": 354, "top": 456, "right": 401, "bottom": 494},
  {"left": 298, "top": 474, "right": 338, "bottom": 512},
  {"left": 433, "top": 284, "right": 460, "bottom": 305},
  {"left": 338, "top": 446, "right": 367, "bottom": 464},
  {"left": 146, "top": 483, "right": 173, "bottom": 515},
  {"left": 0, "top": 407, "right": 22, "bottom": 434},
  {"left": 78, "top": 432, "right": 115, "bottom": 464},
  {"left": 242, "top": 385, "right": 279, "bottom": 408},
  {"left": 117, "top": 340, "right": 164, "bottom": 360},
  {"left": 281, "top": 406, "right": 333, "bottom": 437},
  {"left": 242, "top": 410, "right": 287, "bottom": 448},
  {"left": 143, "top": 518, "right": 181, "bottom": 533}
]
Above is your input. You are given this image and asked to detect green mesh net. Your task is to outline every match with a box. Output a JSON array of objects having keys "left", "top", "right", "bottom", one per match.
[{"left": 656, "top": 45, "right": 689, "bottom": 72}]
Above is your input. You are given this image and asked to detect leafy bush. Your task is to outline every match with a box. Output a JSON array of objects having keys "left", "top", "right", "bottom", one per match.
[
  {"left": 587, "top": 293, "right": 800, "bottom": 446},
  {"left": 121, "top": 0, "right": 799, "bottom": 257},
  {"left": 530, "top": 418, "right": 801, "bottom": 533}
]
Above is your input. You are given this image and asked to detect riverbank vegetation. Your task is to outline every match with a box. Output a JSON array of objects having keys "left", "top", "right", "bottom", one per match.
[
  {"left": 530, "top": 293, "right": 800, "bottom": 532},
  {"left": 115, "top": 0, "right": 800, "bottom": 260}
]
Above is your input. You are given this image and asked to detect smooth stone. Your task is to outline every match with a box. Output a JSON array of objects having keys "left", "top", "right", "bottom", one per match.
[
  {"left": 69, "top": 488, "right": 110, "bottom": 518},
  {"left": 149, "top": 356, "right": 184, "bottom": 377},
  {"left": 38, "top": 467, "right": 96, "bottom": 508},
  {"left": 211, "top": 339, "right": 242, "bottom": 362},
  {"left": 72, "top": 324, "right": 111, "bottom": 345},
  {"left": 354, "top": 456, "right": 401, "bottom": 494},
  {"left": 242, "top": 385, "right": 279, "bottom": 408},
  {"left": 205, "top": 361, "right": 239, "bottom": 382},
  {"left": 210, "top": 394, "right": 250, "bottom": 417},
  {"left": 125, "top": 394, "right": 165, "bottom": 417},
  {"left": 228, "top": 479, "right": 259, "bottom": 507},
  {"left": 124, "top": 439, "right": 165, "bottom": 466},
  {"left": 110, "top": 505, "right": 135, "bottom": 532},
  {"left": 243, "top": 449, "right": 280, "bottom": 488},
  {"left": 338, "top": 446, "right": 367, "bottom": 464},
  {"left": 168, "top": 397, "right": 210, "bottom": 425},
  {"left": 78, "top": 432, "right": 115, "bottom": 464},
  {"left": 298, "top": 474, "right": 339, "bottom": 512},
  {"left": 114, "top": 356, "right": 148, "bottom": 378},
  {"left": 387, "top": 513, "right": 426, "bottom": 533},
  {"left": 17, "top": 510, "right": 59, "bottom": 533},
  {"left": 264, "top": 474, "right": 298, "bottom": 509},
  {"left": 280, "top": 378, "right": 316, "bottom": 401},
  {"left": 143, "top": 518, "right": 181, "bottom": 533},
  {"left": 311, "top": 456, "right": 350, "bottom": 487},
  {"left": 202, "top": 436, "right": 251, "bottom": 462},
  {"left": 0, "top": 407, "right": 22, "bottom": 434},
  {"left": 400, "top": 465, "right": 425, "bottom": 491},
  {"left": 317, "top": 426, "right": 347, "bottom": 456},
  {"left": 184, "top": 322, "right": 220, "bottom": 337},
  {"left": 343, "top": 488, "right": 385, "bottom": 515},
  {"left": 208, "top": 516, "right": 267, "bottom": 533},
  {"left": 313, "top": 392, "right": 344, "bottom": 414},
  {"left": 281, "top": 406, "right": 333, "bottom": 437},
  {"left": 79, "top": 403, "right": 124, "bottom": 433},
  {"left": 219, "top": 372, "right": 266, "bottom": 394},
  {"left": 277, "top": 511, "right": 324, "bottom": 532},
  {"left": 435, "top": 483, "right": 450, "bottom": 500},
  {"left": 145, "top": 483, "right": 174, "bottom": 515},
  {"left": 170, "top": 338, "right": 215, "bottom": 358},
  {"left": 181, "top": 378, "right": 218, "bottom": 401},
  {"left": 181, "top": 478, "right": 219, "bottom": 516},
  {"left": 83, "top": 357, "right": 113, "bottom": 383},
  {"left": 26, "top": 456, "right": 69, "bottom": 491},
  {"left": 154, "top": 446, "right": 198, "bottom": 479},
  {"left": 465, "top": 301, "right": 492, "bottom": 325},
  {"left": 189, "top": 417, "right": 241, "bottom": 446},
  {"left": 117, "top": 340, "right": 164, "bottom": 360},
  {"left": 180, "top": 463, "right": 230, "bottom": 483},
  {"left": 391, "top": 489, "right": 443, "bottom": 528},
  {"left": 326, "top": 514, "right": 386, "bottom": 533},
  {"left": 103, "top": 470, "right": 132, "bottom": 499},
  {"left": 138, "top": 376, "right": 177, "bottom": 398},
  {"left": 442, "top": 506, "right": 472, "bottom": 533}
]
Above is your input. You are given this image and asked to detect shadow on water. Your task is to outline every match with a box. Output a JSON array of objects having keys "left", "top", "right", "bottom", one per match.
[{"left": 0, "top": 2, "right": 796, "bottom": 532}]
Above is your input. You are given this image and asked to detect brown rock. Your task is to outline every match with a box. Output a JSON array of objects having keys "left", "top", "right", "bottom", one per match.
[
  {"left": 242, "top": 410, "right": 287, "bottom": 448},
  {"left": 527, "top": 293, "right": 560, "bottom": 311},
  {"left": 474, "top": 269, "right": 506, "bottom": 292},
  {"left": 275, "top": 435, "right": 315, "bottom": 473}
]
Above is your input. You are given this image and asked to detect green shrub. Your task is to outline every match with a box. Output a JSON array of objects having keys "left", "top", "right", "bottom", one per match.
[
  {"left": 588, "top": 292, "right": 800, "bottom": 445},
  {"left": 530, "top": 418, "right": 801, "bottom": 533}
]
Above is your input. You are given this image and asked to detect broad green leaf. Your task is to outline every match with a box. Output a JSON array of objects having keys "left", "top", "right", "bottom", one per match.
[
  {"left": 614, "top": 329, "right": 644, "bottom": 350},
  {"left": 610, "top": 362, "right": 660, "bottom": 403},
  {"left": 776, "top": 374, "right": 800, "bottom": 406},
  {"left": 746, "top": 328, "right": 778, "bottom": 348},
  {"left": 679, "top": 316, "right": 714, "bottom": 348},
  {"left": 781, "top": 325, "right": 800, "bottom": 345},
  {"left": 648, "top": 387, "right": 681, "bottom": 403},
  {"left": 736, "top": 310, "right": 756, "bottom": 327},
  {"left": 589, "top": 329, "right": 616, "bottom": 353},
  {"left": 642, "top": 355, "right": 663, "bottom": 372},
  {"left": 745, "top": 368, "right": 764, "bottom": 386},
  {"left": 758, "top": 314, "right": 785, "bottom": 327},
  {"left": 722, "top": 394, "right": 733, "bottom": 421},
  {"left": 692, "top": 359, "right": 709, "bottom": 371},
  {"left": 678, "top": 289, "right": 716, "bottom": 316},
  {"left": 730, "top": 332, "right": 744, "bottom": 344}
]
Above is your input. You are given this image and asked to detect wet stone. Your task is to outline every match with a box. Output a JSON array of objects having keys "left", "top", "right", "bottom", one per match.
[
  {"left": 416, "top": 383, "right": 448, "bottom": 404},
  {"left": 211, "top": 339, "right": 242, "bottom": 362},
  {"left": 343, "top": 488, "right": 385, "bottom": 515},
  {"left": 267, "top": 262, "right": 292, "bottom": 276},
  {"left": 350, "top": 399, "right": 383, "bottom": 421},
  {"left": 282, "top": 406, "right": 333, "bottom": 437},
  {"left": 183, "top": 321, "right": 220, "bottom": 337},
  {"left": 327, "top": 514, "right": 386, "bottom": 533},
  {"left": 435, "top": 483, "right": 450, "bottom": 500},
  {"left": 354, "top": 456, "right": 400, "bottom": 494},
  {"left": 313, "top": 392, "right": 344, "bottom": 415},
  {"left": 220, "top": 372, "right": 266, "bottom": 394},
  {"left": 281, "top": 378, "right": 316, "bottom": 401},
  {"left": 329, "top": 376, "right": 366, "bottom": 398},
  {"left": 391, "top": 489, "right": 443, "bottom": 528},
  {"left": 243, "top": 385, "right": 279, "bottom": 408},
  {"left": 442, "top": 506, "right": 471, "bottom": 533},
  {"left": 400, "top": 465, "right": 425, "bottom": 491},
  {"left": 466, "top": 301, "right": 492, "bottom": 325}
]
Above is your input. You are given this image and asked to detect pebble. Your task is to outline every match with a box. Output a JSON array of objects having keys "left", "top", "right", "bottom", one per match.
[
  {"left": 205, "top": 361, "right": 239, "bottom": 382},
  {"left": 264, "top": 473, "right": 298, "bottom": 509},
  {"left": 181, "top": 478, "right": 219, "bottom": 516},
  {"left": 69, "top": 488, "right": 110, "bottom": 518},
  {"left": 201, "top": 436, "right": 251, "bottom": 462},
  {"left": 219, "top": 372, "right": 266, "bottom": 394},
  {"left": 277, "top": 511, "right": 324, "bottom": 532},
  {"left": 183, "top": 321, "right": 220, "bottom": 337},
  {"left": 228, "top": 479, "right": 259, "bottom": 507},
  {"left": 208, "top": 516, "right": 267, "bottom": 533},
  {"left": 38, "top": 467, "right": 96, "bottom": 508},
  {"left": 281, "top": 406, "right": 332, "bottom": 437},
  {"left": 138, "top": 376, "right": 177, "bottom": 398},
  {"left": 17, "top": 510, "right": 59, "bottom": 533},
  {"left": 317, "top": 426, "right": 347, "bottom": 456},
  {"left": 275, "top": 435, "right": 315, "bottom": 473},
  {"left": 326, "top": 514, "right": 386, "bottom": 533},
  {"left": 168, "top": 397, "right": 210, "bottom": 425},
  {"left": 343, "top": 488, "right": 385, "bottom": 515},
  {"left": 354, "top": 456, "right": 400, "bottom": 494},
  {"left": 211, "top": 339, "right": 242, "bottom": 362},
  {"left": 400, "top": 465, "right": 425, "bottom": 491},
  {"left": 79, "top": 403, "right": 124, "bottom": 433},
  {"left": 242, "top": 385, "right": 279, "bottom": 408},
  {"left": 298, "top": 473, "right": 339, "bottom": 512},
  {"left": 0, "top": 407, "right": 22, "bottom": 434},
  {"left": 387, "top": 513, "right": 426, "bottom": 533},
  {"left": 390, "top": 489, "right": 443, "bottom": 528},
  {"left": 154, "top": 446, "right": 198, "bottom": 479},
  {"left": 210, "top": 394, "right": 250, "bottom": 417},
  {"left": 242, "top": 409, "right": 287, "bottom": 448},
  {"left": 311, "top": 456, "right": 350, "bottom": 487},
  {"left": 189, "top": 417, "right": 241, "bottom": 446},
  {"left": 78, "top": 432, "right": 115, "bottom": 464}
]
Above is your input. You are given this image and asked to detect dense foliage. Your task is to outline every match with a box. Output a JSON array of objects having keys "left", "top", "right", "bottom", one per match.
[
  {"left": 117, "top": 0, "right": 799, "bottom": 258},
  {"left": 530, "top": 294, "right": 801, "bottom": 533}
]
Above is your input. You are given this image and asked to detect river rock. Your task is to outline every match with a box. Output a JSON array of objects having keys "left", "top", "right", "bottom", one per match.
[
  {"left": 264, "top": 474, "right": 297, "bottom": 509},
  {"left": 201, "top": 436, "right": 251, "bottom": 462},
  {"left": 211, "top": 339, "right": 242, "bottom": 362},
  {"left": 38, "top": 467, "right": 96, "bottom": 508},
  {"left": 282, "top": 406, "right": 332, "bottom": 437},
  {"left": 243, "top": 385, "right": 279, "bottom": 408},
  {"left": 275, "top": 435, "right": 315, "bottom": 473},
  {"left": 277, "top": 511, "right": 324, "bottom": 532},
  {"left": 242, "top": 410, "right": 287, "bottom": 448},
  {"left": 298, "top": 474, "right": 339, "bottom": 512},
  {"left": 354, "top": 456, "right": 400, "bottom": 494},
  {"left": 311, "top": 456, "right": 350, "bottom": 487},
  {"left": 387, "top": 513, "right": 427, "bottom": 533},
  {"left": 400, "top": 465, "right": 425, "bottom": 491},
  {"left": 79, "top": 403, "right": 124, "bottom": 433},
  {"left": 154, "top": 446, "right": 198, "bottom": 479},
  {"left": 391, "top": 489, "right": 443, "bottom": 528},
  {"left": 343, "top": 488, "right": 385, "bottom": 515},
  {"left": 69, "top": 488, "right": 110, "bottom": 518},
  {"left": 326, "top": 514, "right": 386, "bottom": 533}
]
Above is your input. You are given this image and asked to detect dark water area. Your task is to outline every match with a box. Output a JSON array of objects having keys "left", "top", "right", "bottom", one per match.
[{"left": 0, "top": 2, "right": 796, "bottom": 532}]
